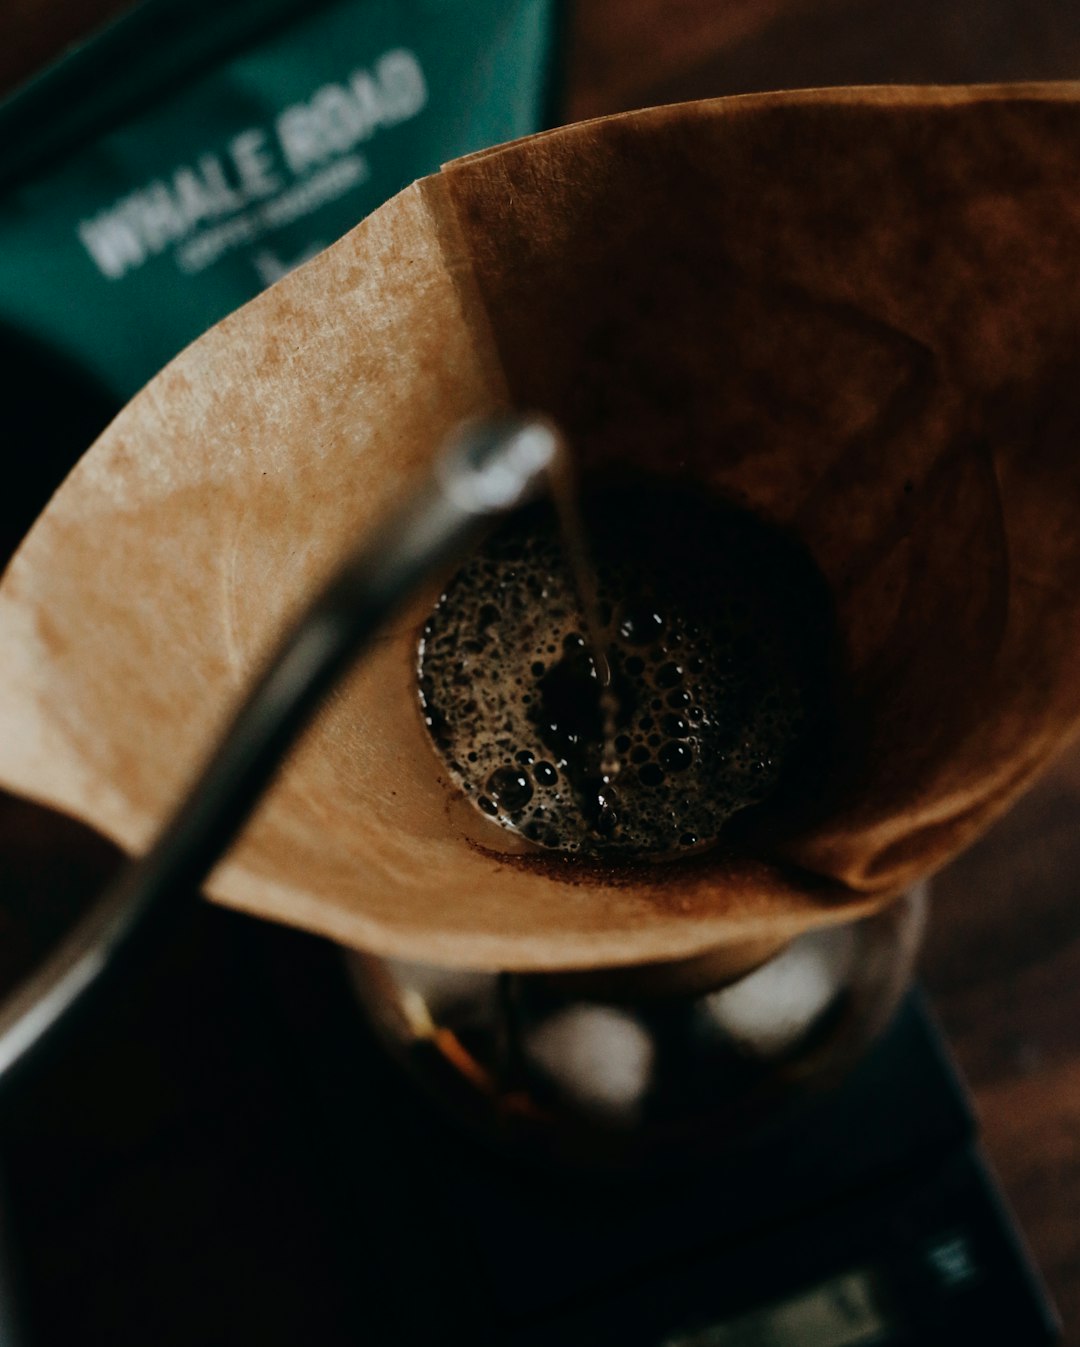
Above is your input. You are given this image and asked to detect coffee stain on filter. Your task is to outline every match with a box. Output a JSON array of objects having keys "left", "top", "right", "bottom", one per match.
[{"left": 3, "top": 86, "right": 1080, "bottom": 969}]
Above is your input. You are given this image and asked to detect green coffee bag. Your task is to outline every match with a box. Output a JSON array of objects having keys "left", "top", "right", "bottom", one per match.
[{"left": 0, "top": 0, "right": 563, "bottom": 404}]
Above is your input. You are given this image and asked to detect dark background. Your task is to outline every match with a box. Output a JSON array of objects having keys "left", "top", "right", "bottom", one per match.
[{"left": 0, "top": 0, "right": 1078, "bottom": 1340}]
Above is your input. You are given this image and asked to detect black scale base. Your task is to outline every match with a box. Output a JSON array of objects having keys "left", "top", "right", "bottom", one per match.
[{"left": 0, "top": 899, "right": 1059, "bottom": 1346}]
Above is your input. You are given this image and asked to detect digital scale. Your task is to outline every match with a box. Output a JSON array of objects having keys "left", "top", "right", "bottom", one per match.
[{"left": 0, "top": 898, "right": 1058, "bottom": 1346}]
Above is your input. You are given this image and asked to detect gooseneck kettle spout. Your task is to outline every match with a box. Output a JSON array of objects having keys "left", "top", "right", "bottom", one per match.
[{"left": 0, "top": 417, "right": 563, "bottom": 1087}]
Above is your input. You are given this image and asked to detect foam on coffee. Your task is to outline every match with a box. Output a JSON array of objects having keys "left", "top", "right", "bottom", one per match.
[{"left": 418, "top": 484, "right": 830, "bottom": 859}]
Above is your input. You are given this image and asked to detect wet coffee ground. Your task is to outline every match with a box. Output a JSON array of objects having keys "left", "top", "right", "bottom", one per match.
[{"left": 417, "top": 485, "right": 832, "bottom": 859}]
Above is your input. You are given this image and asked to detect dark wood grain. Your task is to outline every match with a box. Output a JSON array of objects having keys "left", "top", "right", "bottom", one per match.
[
  {"left": 0, "top": 0, "right": 136, "bottom": 100},
  {"left": 567, "top": 0, "right": 1080, "bottom": 120}
]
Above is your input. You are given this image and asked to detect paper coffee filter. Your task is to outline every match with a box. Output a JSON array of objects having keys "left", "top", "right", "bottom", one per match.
[{"left": 3, "top": 84, "right": 1080, "bottom": 970}]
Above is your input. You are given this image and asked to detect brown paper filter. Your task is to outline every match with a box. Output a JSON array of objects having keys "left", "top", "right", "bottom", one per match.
[{"left": 3, "top": 84, "right": 1080, "bottom": 971}]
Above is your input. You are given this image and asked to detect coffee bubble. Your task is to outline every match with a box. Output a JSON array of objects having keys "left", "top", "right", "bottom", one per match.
[{"left": 417, "top": 483, "right": 833, "bottom": 859}]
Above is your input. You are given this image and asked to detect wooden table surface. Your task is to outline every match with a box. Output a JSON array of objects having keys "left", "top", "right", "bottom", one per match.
[{"left": 0, "top": 0, "right": 1078, "bottom": 1340}]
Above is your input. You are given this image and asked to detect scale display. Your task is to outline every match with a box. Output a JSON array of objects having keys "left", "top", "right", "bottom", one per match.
[
  {"left": 662, "top": 1228, "right": 992, "bottom": 1346},
  {"left": 665, "top": 1268, "right": 887, "bottom": 1347}
]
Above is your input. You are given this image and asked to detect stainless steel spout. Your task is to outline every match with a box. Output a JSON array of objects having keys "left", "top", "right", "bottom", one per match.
[{"left": 0, "top": 417, "right": 562, "bottom": 1085}]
